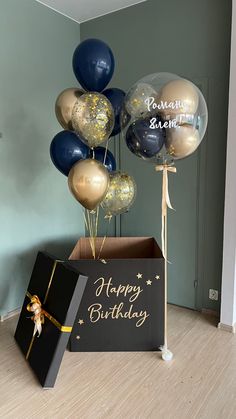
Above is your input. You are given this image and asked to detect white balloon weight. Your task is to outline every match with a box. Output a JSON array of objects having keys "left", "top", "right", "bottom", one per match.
[
  {"left": 162, "top": 348, "right": 173, "bottom": 361},
  {"left": 121, "top": 72, "right": 208, "bottom": 162}
]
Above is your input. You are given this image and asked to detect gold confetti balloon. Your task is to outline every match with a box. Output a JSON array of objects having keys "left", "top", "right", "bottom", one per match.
[
  {"left": 68, "top": 159, "right": 109, "bottom": 211},
  {"left": 122, "top": 82, "right": 157, "bottom": 126},
  {"left": 101, "top": 171, "right": 137, "bottom": 216},
  {"left": 165, "top": 125, "right": 200, "bottom": 160},
  {"left": 55, "top": 87, "right": 84, "bottom": 130},
  {"left": 72, "top": 92, "right": 115, "bottom": 148}
]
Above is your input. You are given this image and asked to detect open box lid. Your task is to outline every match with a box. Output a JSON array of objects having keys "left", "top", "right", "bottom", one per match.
[
  {"left": 69, "top": 237, "right": 163, "bottom": 260},
  {"left": 14, "top": 252, "right": 88, "bottom": 388}
]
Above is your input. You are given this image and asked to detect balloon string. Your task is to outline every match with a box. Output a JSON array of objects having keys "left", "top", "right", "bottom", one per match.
[
  {"left": 90, "top": 212, "right": 95, "bottom": 259},
  {"left": 95, "top": 205, "right": 100, "bottom": 238},
  {"left": 82, "top": 210, "right": 94, "bottom": 258},
  {"left": 82, "top": 209, "right": 88, "bottom": 231},
  {"left": 103, "top": 139, "right": 109, "bottom": 165},
  {"left": 87, "top": 211, "right": 95, "bottom": 259},
  {"left": 86, "top": 209, "right": 96, "bottom": 259},
  {"left": 97, "top": 215, "right": 112, "bottom": 260},
  {"left": 164, "top": 211, "right": 168, "bottom": 350},
  {"left": 87, "top": 210, "right": 94, "bottom": 258},
  {"left": 91, "top": 209, "right": 97, "bottom": 260},
  {"left": 91, "top": 211, "right": 96, "bottom": 259}
]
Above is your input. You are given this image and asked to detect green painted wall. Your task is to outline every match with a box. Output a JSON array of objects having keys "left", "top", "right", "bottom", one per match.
[
  {"left": 0, "top": 0, "right": 82, "bottom": 315},
  {"left": 81, "top": 0, "right": 232, "bottom": 310}
]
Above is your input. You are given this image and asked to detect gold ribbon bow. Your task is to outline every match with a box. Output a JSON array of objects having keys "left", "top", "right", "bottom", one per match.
[
  {"left": 25, "top": 291, "right": 73, "bottom": 360},
  {"left": 155, "top": 163, "right": 177, "bottom": 261},
  {"left": 26, "top": 291, "right": 73, "bottom": 334},
  {"left": 27, "top": 295, "right": 44, "bottom": 337},
  {"left": 25, "top": 260, "right": 72, "bottom": 360}
]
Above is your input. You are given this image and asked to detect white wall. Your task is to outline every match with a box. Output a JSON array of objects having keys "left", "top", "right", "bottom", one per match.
[{"left": 220, "top": 0, "right": 236, "bottom": 328}]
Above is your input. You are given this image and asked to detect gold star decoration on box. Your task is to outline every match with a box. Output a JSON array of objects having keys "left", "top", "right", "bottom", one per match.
[
  {"left": 78, "top": 319, "right": 84, "bottom": 325},
  {"left": 136, "top": 273, "right": 143, "bottom": 279},
  {"left": 146, "top": 280, "right": 152, "bottom": 285},
  {"left": 155, "top": 275, "right": 160, "bottom": 280},
  {"left": 76, "top": 335, "right": 80, "bottom": 340}
]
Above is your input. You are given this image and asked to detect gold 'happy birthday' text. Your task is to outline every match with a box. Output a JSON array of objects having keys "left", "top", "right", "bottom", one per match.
[
  {"left": 88, "top": 302, "right": 149, "bottom": 327},
  {"left": 94, "top": 277, "right": 142, "bottom": 303},
  {"left": 87, "top": 276, "right": 150, "bottom": 328}
]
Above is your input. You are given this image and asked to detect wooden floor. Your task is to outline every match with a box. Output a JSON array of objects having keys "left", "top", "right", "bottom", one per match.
[{"left": 0, "top": 306, "right": 236, "bottom": 419}]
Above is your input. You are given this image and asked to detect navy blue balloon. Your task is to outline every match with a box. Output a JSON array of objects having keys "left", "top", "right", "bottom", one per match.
[
  {"left": 125, "top": 117, "right": 165, "bottom": 159},
  {"left": 103, "top": 88, "right": 125, "bottom": 136},
  {"left": 72, "top": 39, "right": 115, "bottom": 92},
  {"left": 92, "top": 147, "right": 116, "bottom": 172},
  {"left": 50, "top": 130, "right": 89, "bottom": 176}
]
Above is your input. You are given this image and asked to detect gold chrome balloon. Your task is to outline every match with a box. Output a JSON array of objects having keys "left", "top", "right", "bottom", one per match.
[
  {"left": 159, "top": 79, "right": 199, "bottom": 117},
  {"left": 101, "top": 171, "right": 136, "bottom": 216},
  {"left": 165, "top": 125, "right": 200, "bottom": 159},
  {"left": 55, "top": 88, "right": 84, "bottom": 130},
  {"left": 72, "top": 93, "right": 115, "bottom": 148},
  {"left": 124, "top": 82, "right": 157, "bottom": 122},
  {"left": 68, "top": 159, "right": 109, "bottom": 210}
]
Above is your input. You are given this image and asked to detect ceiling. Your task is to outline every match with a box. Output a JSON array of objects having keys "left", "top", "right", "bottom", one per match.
[{"left": 36, "top": 0, "right": 147, "bottom": 23}]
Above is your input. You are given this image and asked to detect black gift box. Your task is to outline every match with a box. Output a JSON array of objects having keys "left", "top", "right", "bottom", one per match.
[
  {"left": 68, "top": 237, "right": 164, "bottom": 352},
  {"left": 14, "top": 252, "right": 88, "bottom": 388}
]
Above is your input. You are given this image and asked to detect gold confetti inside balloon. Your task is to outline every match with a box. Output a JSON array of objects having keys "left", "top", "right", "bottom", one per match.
[
  {"left": 122, "top": 82, "right": 157, "bottom": 125},
  {"left": 101, "top": 171, "right": 136, "bottom": 216},
  {"left": 55, "top": 87, "right": 84, "bottom": 130},
  {"left": 158, "top": 79, "right": 199, "bottom": 118},
  {"left": 72, "top": 92, "right": 115, "bottom": 148},
  {"left": 68, "top": 159, "right": 109, "bottom": 210},
  {"left": 165, "top": 125, "right": 200, "bottom": 159}
]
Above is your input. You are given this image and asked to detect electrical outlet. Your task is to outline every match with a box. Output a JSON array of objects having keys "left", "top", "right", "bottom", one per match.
[{"left": 209, "top": 289, "right": 218, "bottom": 301}]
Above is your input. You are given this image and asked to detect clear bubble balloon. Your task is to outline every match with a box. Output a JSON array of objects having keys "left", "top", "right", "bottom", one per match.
[{"left": 121, "top": 72, "right": 208, "bottom": 162}]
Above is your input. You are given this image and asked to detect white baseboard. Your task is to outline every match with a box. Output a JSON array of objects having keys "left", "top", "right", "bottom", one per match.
[
  {"left": 0, "top": 308, "right": 20, "bottom": 322},
  {"left": 218, "top": 322, "right": 236, "bottom": 333}
]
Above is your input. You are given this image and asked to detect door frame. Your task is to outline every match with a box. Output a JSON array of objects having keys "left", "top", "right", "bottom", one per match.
[{"left": 194, "top": 77, "right": 209, "bottom": 311}]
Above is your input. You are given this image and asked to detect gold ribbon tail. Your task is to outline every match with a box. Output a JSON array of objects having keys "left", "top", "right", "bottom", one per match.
[
  {"left": 155, "top": 164, "right": 176, "bottom": 261},
  {"left": 33, "top": 320, "right": 42, "bottom": 337}
]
